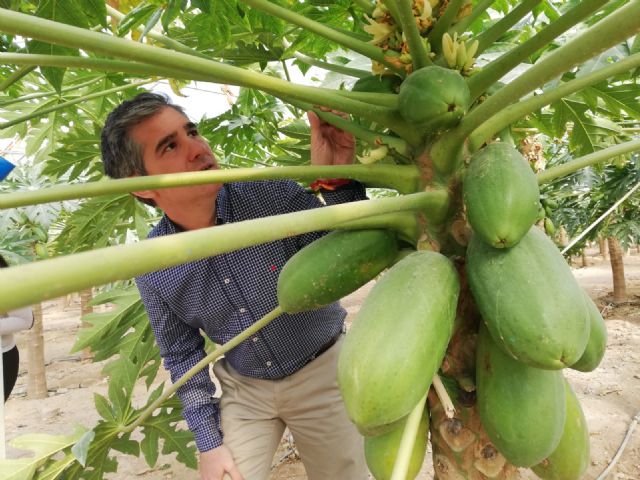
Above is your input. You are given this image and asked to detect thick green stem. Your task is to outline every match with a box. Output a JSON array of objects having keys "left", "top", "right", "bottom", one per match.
[
  {"left": 467, "top": 0, "right": 609, "bottom": 99},
  {"left": 0, "top": 76, "right": 102, "bottom": 107},
  {"left": 0, "top": 191, "right": 448, "bottom": 313},
  {"left": 0, "top": 53, "right": 214, "bottom": 82},
  {"left": 0, "top": 65, "right": 36, "bottom": 91},
  {"left": 238, "top": 0, "right": 401, "bottom": 73},
  {"left": 334, "top": 89, "right": 399, "bottom": 108},
  {"left": 123, "top": 306, "right": 284, "bottom": 433},
  {"left": 0, "top": 79, "right": 152, "bottom": 130},
  {"left": 0, "top": 9, "right": 410, "bottom": 140},
  {"left": 428, "top": 0, "right": 466, "bottom": 55},
  {"left": 292, "top": 52, "right": 370, "bottom": 78},
  {"left": 469, "top": 52, "right": 640, "bottom": 149},
  {"left": 449, "top": 0, "right": 494, "bottom": 36},
  {"left": 106, "top": 4, "right": 210, "bottom": 60},
  {"left": 0, "top": 165, "right": 420, "bottom": 209},
  {"left": 455, "top": 0, "right": 640, "bottom": 142},
  {"left": 390, "top": 393, "right": 428, "bottom": 480},
  {"left": 389, "top": 0, "right": 432, "bottom": 69},
  {"left": 537, "top": 139, "right": 640, "bottom": 185},
  {"left": 474, "top": 0, "right": 541, "bottom": 55}
]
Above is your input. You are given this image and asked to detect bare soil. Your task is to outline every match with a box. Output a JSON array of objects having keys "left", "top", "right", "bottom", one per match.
[{"left": 4, "top": 249, "right": 640, "bottom": 479}]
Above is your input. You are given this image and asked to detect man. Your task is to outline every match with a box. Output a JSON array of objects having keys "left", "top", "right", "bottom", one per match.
[{"left": 100, "top": 92, "right": 368, "bottom": 480}]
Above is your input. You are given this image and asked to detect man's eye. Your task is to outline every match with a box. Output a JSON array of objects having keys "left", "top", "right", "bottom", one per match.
[
  {"left": 164, "top": 142, "right": 176, "bottom": 153},
  {"left": 189, "top": 129, "right": 199, "bottom": 137}
]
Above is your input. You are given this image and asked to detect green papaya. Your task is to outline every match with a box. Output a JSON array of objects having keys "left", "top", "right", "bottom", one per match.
[
  {"left": 532, "top": 379, "right": 590, "bottom": 480},
  {"left": 397, "top": 66, "right": 470, "bottom": 131},
  {"left": 277, "top": 229, "right": 398, "bottom": 313},
  {"left": 463, "top": 142, "right": 540, "bottom": 248},
  {"left": 467, "top": 227, "right": 590, "bottom": 369},
  {"left": 364, "top": 406, "right": 429, "bottom": 480},
  {"left": 571, "top": 291, "right": 607, "bottom": 372},
  {"left": 476, "top": 325, "right": 566, "bottom": 467},
  {"left": 352, "top": 74, "right": 402, "bottom": 94},
  {"left": 338, "top": 251, "right": 459, "bottom": 435}
]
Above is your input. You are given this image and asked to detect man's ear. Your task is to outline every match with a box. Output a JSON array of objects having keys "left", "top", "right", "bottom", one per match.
[{"left": 132, "top": 189, "right": 155, "bottom": 201}]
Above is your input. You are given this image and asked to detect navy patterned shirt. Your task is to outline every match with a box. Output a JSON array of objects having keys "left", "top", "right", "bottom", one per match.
[{"left": 135, "top": 179, "right": 367, "bottom": 452}]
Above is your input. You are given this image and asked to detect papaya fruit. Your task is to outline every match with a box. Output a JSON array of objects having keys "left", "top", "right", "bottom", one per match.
[
  {"left": 277, "top": 229, "right": 398, "bottom": 313},
  {"left": 364, "top": 406, "right": 429, "bottom": 480},
  {"left": 397, "top": 66, "right": 470, "bottom": 132},
  {"left": 467, "top": 227, "right": 590, "bottom": 369},
  {"left": 571, "top": 291, "right": 607, "bottom": 372},
  {"left": 338, "top": 251, "right": 459, "bottom": 435},
  {"left": 463, "top": 142, "right": 540, "bottom": 249},
  {"left": 476, "top": 325, "right": 566, "bottom": 467},
  {"left": 352, "top": 74, "right": 402, "bottom": 94},
  {"left": 531, "top": 379, "right": 590, "bottom": 480}
]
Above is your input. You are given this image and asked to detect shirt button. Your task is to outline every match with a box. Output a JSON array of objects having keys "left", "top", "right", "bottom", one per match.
[
  {"left": 252, "top": 337, "right": 258, "bottom": 343},
  {"left": 239, "top": 308, "right": 246, "bottom": 313},
  {"left": 266, "top": 361, "right": 272, "bottom": 367},
  {"left": 223, "top": 278, "right": 230, "bottom": 284}
]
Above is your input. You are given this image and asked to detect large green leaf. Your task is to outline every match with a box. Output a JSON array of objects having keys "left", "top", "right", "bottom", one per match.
[{"left": 0, "top": 429, "right": 87, "bottom": 480}]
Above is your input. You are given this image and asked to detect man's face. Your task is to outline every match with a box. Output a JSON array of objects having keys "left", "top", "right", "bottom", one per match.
[{"left": 129, "top": 106, "right": 221, "bottom": 210}]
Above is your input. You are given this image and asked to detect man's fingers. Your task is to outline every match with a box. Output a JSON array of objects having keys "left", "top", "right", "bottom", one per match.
[{"left": 227, "top": 466, "right": 244, "bottom": 480}]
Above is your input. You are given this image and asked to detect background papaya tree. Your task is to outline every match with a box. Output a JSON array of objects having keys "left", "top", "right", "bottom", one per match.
[{"left": 0, "top": 0, "right": 640, "bottom": 478}]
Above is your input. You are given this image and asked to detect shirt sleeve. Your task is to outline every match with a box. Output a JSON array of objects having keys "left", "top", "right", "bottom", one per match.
[
  {"left": 136, "top": 280, "right": 223, "bottom": 452},
  {"left": 0, "top": 307, "right": 34, "bottom": 335}
]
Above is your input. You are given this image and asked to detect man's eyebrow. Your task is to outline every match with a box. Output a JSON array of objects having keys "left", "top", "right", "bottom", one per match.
[
  {"left": 154, "top": 122, "right": 197, "bottom": 154},
  {"left": 155, "top": 131, "right": 177, "bottom": 155}
]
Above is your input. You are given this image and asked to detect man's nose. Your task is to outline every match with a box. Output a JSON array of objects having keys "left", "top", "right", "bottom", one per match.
[{"left": 187, "top": 137, "right": 209, "bottom": 162}]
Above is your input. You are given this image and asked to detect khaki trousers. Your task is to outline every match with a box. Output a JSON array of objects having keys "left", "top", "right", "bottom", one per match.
[{"left": 213, "top": 335, "right": 368, "bottom": 480}]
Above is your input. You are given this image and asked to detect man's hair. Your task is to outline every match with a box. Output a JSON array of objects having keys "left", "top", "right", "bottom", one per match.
[
  {"left": 100, "top": 92, "right": 187, "bottom": 206},
  {"left": 0, "top": 254, "right": 8, "bottom": 269}
]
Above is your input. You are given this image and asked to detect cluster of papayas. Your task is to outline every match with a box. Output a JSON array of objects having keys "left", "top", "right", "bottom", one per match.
[
  {"left": 337, "top": 250, "right": 459, "bottom": 478},
  {"left": 463, "top": 141, "right": 603, "bottom": 476}
]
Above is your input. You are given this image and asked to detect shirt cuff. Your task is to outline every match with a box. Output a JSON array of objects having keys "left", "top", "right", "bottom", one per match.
[
  {"left": 321, "top": 180, "right": 367, "bottom": 204},
  {"left": 192, "top": 413, "right": 224, "bottom": 452}
]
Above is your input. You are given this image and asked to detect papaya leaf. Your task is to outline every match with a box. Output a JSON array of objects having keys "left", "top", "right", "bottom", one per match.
[
  {"left": 94, "top": 393, "right": 116, "bottom": 422},
  {"left": 584, "top": 84, "right": 640, "bottom": 120},
  {"left": 161, "top": 0, "right": 183, "bottom": 32},
  {"left": 53, "top": 194, "right": 141, "bottom": 255},
  {"left": 139, "top": 397, "right": 196, "bottom": 469},
  {"left": 63, "top": 422, "right": 120, "bottom": 480},
  {"left": 0, "top": 429, "right": 86, "bottom": 480},
  {"left": 79, "top": 0, "right": 107, "bottom": 29},
  {"left": 71, "top": 430, "right": 96, "bottom": 467},
  {"left": 71, "top": 284, "right": 144, "bottom": 354},
  {"left": 116, "top": 3, "right": 157, "bottom": 37},
  {"left": 106, "top": 357, "right": 139, "bottom": 424},
  {"left": 33, "top": 453, "right": 77, "bottom": 480}
]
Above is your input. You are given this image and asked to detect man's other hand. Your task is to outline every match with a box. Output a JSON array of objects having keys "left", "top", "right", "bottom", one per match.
[
  {"left": 199, "top": 444, "right": 244, "bottom": 480},
  {"left": 308, "top": 110, "right": 355, "bottom": 166}
]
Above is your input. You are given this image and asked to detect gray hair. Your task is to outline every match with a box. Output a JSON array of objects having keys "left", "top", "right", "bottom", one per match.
[{"left": 100, "top": 92, "right": 187, "bottom": 206}]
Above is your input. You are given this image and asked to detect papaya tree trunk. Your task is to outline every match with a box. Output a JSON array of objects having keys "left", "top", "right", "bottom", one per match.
[
  {"left": 607, "top": 237, "right": 627, "bottom": 303},
  {"left": 428, "top": 273, "right": 520, "bottom": 479},
  {"left": 581, "top": 250, "right": 588, "bottom": 268},
  {"left": 26, "top": 302, "right": 47, "bottom": 399},
  {"left": 79, "top": 288, "right": 94, "bottom": 360},
  {"left": 598, "top": 236, "right": 608, "bottom": 260}
]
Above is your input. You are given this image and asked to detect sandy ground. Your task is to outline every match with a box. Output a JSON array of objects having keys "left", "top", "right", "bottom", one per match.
[{"left": 4, "top": 249, "right": 640, "bottom": 479}]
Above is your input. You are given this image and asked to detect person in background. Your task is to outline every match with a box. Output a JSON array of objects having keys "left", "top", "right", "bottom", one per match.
[
  {"left": 0, "top": 254, "right": 34, "bottom": 401},
  {"left": 100, "top": 92, "right": 369, "bottom": 480}
]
